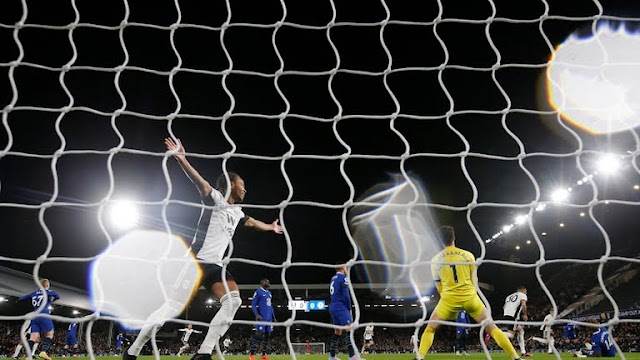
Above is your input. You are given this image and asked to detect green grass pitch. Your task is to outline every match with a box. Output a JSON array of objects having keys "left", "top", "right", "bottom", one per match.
[{"left": 83, "top": 353, "right": 637, "bottom": 360}]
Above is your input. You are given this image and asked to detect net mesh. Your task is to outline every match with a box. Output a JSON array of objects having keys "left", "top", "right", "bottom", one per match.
[{"left": 1, "top": 0, "right": 639, "bottom": 359}]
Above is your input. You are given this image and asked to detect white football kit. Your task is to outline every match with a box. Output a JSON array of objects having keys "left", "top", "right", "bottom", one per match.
[
  {"left": 503, "top": 291, "right": 528, "bottom": 320},
  {"left": 191, "top": 189, "right": 246, "bottom": 265}
]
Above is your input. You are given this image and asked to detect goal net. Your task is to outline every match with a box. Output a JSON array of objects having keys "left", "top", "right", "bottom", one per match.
[
  {"left": 1, "top": 0, "right": 639, "bottom": 359},
  {"left": 291, "top": 342, "right": 325, "bottom": 355}
]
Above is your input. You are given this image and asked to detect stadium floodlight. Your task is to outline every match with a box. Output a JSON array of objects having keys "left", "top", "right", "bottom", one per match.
[
  {"left": 580, "top": 212, "right": 586, "bottom": 217},
  {"left": 535, "top": 203, "right": 546, "bottom": 212},
  {"left": 72, "top": 310, "right": 80, "bottom": 315},
  {"left": 551, "top": 189, "right": 570, "bottom": 203},
  {"left": 502, "top": 224, "right": 513, "bottom": 233},
  {"left": 108, "top": 200, "right": 140, "bottom": 230},
  {"left": 542, "top": 232, "right": 547, "bottom": 236},
  {"left": 635, "top": 185, "right": 639, "bottom": 190},
  {"left": 559, "top": 223, "right": 565, "bottom": 227},
  {"left": 526, "top": 240, "right": 531, "bottom": 244},
  {"left": 514, "top": 215, "right": 527, "bottom": 225},
  {"left": 515, "top": 245, "right": 521, "bottom": 250},
  {"left": 206, "top": 298, "right": 214, "bottom": 304},
  {"left": 0, "top": 296, "right": 6, "bottom": 302},
  {"left": 596, "top": 154, "right": 621, "bottom": 175},
  {"left": 419, "top": 296, "right": 430, "bottom": 303}
]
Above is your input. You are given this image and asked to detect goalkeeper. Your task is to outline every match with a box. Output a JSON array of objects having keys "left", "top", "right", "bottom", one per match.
[{"left": 415, "top": 226, "right": 522, "bottom": 360}]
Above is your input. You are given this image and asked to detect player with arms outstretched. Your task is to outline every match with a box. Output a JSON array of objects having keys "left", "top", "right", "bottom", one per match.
[
  {"left": 328, "top": 264, "right": 365, "bottom": 360},
  {"left": 177, "top": 324, "right": 203, "bottom": 356},
  {"left": 415, "top": 226, "right": 522, "bottom": 360},
  {"left": 361, "top": 324, "right": 374, "bottom": 354},
  {"left": 222, "top": 337, "right": 232, "bottom": 354},
  {"left": 18, "top": 279, "right": 60, "bottom": 360},
  {"left": 529, "top": 309, "right": 555, "bottom": 354},
  {"left": 503, "top": 286, "right": 531, "bottom": 357},
  {"left": 124, "top": 138, "right": 283, "bottom": 360},
  {"left": 249, "top": 278, "right": 276, "bottom": 360},
  {"left": 11, "top": 320, "right": 38, "bottom": 359}
]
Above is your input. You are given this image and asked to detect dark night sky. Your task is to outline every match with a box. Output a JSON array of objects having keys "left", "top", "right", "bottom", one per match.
[{"left": 1, "top": 0, "right": 640, "bottom": 310}]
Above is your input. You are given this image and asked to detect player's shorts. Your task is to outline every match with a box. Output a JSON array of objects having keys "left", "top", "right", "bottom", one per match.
[
  {"left": 199, "top": 263, "right": 235, "bottom": 291},
  {"left": 65, "top": 335, "right": 78, "bottom": 346},
  {"left": 564, "top": 330, "right": 577, "bottom": 340},
  {"left": 501, "top": 315, "right": 520, "bottom": 332},
  {"left": 256, "top": 324, "right": 274, "bottom": 333},
  {"left": 31, "top": 317, "right": 54, "bottom": 334},
  {"left": 329, "top": 309, "right": 353, "bottom": 326},
  {"left": 433, "top": 294, "right": 484, "bottom": 321},
  {"left": 364, "top": 335, "right": 373, "bottom": 342}
]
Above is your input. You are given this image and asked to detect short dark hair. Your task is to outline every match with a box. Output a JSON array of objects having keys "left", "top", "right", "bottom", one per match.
[
  {"left": 215, "top": 172, "right": 240, "bottom": 193},
  {"left": 440, "top": 225, "right": 455, "bottom": 245}
]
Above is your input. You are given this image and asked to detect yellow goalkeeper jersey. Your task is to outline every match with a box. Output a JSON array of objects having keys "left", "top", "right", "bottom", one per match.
[{"left": 430, "top": 245, "right": 477, "bottom": 300}]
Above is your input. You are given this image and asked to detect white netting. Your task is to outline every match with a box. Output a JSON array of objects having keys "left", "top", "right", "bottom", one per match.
[{"left": 1, "top": 0, "right": 640, "bottom": 359}]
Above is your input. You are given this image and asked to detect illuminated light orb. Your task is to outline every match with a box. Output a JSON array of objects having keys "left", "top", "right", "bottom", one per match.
[
  {"left": 548, "top": 23, "right": 640, "bottom": 134},
  {"left": 108, "top": 200, "right": 140, "bottom": 230},
  {"left": 90, "top": 230, "right": 201, "bottom": 330},
  {"left": 348, "top": 175, "right": 441, "bottom": 302}
]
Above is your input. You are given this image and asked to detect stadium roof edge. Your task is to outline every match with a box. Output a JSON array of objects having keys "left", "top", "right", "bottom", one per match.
[{"left": 0, "top": 265, "right": 92, "bottom": 311}]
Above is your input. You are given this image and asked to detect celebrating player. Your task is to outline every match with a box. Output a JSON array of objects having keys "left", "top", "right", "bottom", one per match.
[
  {"left": 328, "top": 263, "right": 364, "bottom": 360},
  {"left": 63, "top": 322, "right": 79, "bottom": 357},
  {"left": 415, "top": 226, "right": 522, "bottom": 360},
  {"left": 455, "top": 310, "right": 470, "bottom": 355},
  {"left": 529, "top": 308, "right": 555, "bottom": 354},
  {"left": 18, "top": 279, "right": 60, "bottom": 360},
  {"left": 502, "top": 286, "right": 531, "bottom": 357},
  {"left": 361, "top": 324, "right": 374, "bottom": 354},
  {"left": 123, "top": 138, "right": 283, "bottom": 360},
  {"left": 177, "top": 324, "right": 203, "bottom": 356},
  {"left": 249, "top": 278, "right": 276, "bottom": 360},
  {"left": 11, "top": 320, "right": 39, "bottom": 359}
]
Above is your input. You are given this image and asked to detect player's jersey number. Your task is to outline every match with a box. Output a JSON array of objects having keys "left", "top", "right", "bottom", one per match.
[{"left": 450, "top": 265, "right": 459, "bottom": 283}]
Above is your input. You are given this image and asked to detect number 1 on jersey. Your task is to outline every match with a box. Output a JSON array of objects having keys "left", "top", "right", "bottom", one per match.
[{"left": 450, "top": 265, "right": 459, "bottom": 283}]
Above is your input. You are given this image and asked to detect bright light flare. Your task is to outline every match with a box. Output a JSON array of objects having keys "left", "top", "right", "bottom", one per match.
[
  {"left": 108, "top": 200, "right": 140, "bottom": 230},
  {"left": 502, "top": 225, "right": 513, "bottom": 233},
  {"left": 547, "top": 23, "right": 640, "bottom": 134},
  {"left": 551, "top": 189, "right": 570, "bottom": 203},
  {"left": 514, "top": 215, "right": 528, "bottom": 225},
  {"left": 596, "top": 154, "right": 621, "bottom": 174}
]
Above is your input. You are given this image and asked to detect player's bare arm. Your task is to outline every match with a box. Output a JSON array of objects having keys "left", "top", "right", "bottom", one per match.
[
  {"left": 244, "top": 217, "right": 284, "bottom": 233},
  {"left": 165, "top": 137, "right": 213, "bottom": 198},
  {"left": 521, "top": 299, "right": 528, "bottom": 321}
]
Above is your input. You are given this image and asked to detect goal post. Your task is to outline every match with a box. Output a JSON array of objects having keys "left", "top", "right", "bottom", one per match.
[{"left": 291, "top": 342, "right": 325, "bottom": 355}]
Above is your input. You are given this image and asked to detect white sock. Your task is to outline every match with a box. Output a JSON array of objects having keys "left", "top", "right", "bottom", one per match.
[
  {"left": 32, "top": 343, "right": 39, "bottom": 355},
  {"left": 549, "top": 337, "right": 555, "bottom": 353},
  {"left": 178, "top": 344, "right": 189, "bottom": 355},
  {"left": 13, "top": 344, "right": 23, "bottom": 358},
  {"left": 518, "top": 330, "right": 526, "bottom": 354},
  {"left": 127, "top": 300, "right": 182, "bottom": 356},
  {"left": 531, "top": 336, "right": 548, "bottom": 344},
  {"left": 197, "top": 291, "right": 241, "bottom": 354}
]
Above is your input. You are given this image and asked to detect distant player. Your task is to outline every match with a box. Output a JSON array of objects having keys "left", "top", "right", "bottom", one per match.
[
  {"left": 116, "top": 333, "right": 125, "bottom": 355},
  {"left": 18, "top": 278, "right": 60, "bottom": 360},
  {"left": 222, "top": 337, "right": 232, "bottom": 354},
  {"left": 305, "top": 340, "right": 311, "bottom": 355},
  {"left": 503, "top": 286, "right": 531, "bottom": 357},
  {"left": 124, "top": 138, "right": 283, "bottom": 360},
  {"left": 177, "top": 324, "right": 203, "bottom": 356},
  {"left": 63, "top": 322, "right": 79, "bottom": 357},
  {"left": 529, "top": 309, "right": 556, "bottom": 354},
  {"left": 361, "top": 324, "right": 374, "bottom": 354},
  {"left": 410, "top": 333, "right": 418, "bottom": 351},
  {"left": 455, "top": 310, "right": 470, "bottom": 355},
  {"left": 564, "top": 322, "right": 580, "bottom": 351},
  {"left": 250, "top": 278, "right": 276, "bottom": 360},
  {"left": 414, "top": 226, "right": 522, "bottom": 360},
  {"left": 576, "top": 320, "right": 616, "bottom": 358},
  {"left": 328, "top": 263, "right": 364, "bottom": 360},
  {"left": 12, "top": 320, "right": 39, "bottom": 359}
]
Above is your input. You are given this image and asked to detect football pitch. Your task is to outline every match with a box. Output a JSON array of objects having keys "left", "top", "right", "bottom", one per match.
[{"left": 87, "top": 354, "right": 637, "bottom": 360}]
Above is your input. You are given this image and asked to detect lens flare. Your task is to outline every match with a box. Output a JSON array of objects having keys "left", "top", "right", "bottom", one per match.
[
  {"left": 349, "top": 175, "right": 441, "bottom": 302},
  {"left": 547, "top": 22, "right": 640, "bottom": 134},
  {"left": 90, "top": 230, "right": 201, "bottom": 330}
]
